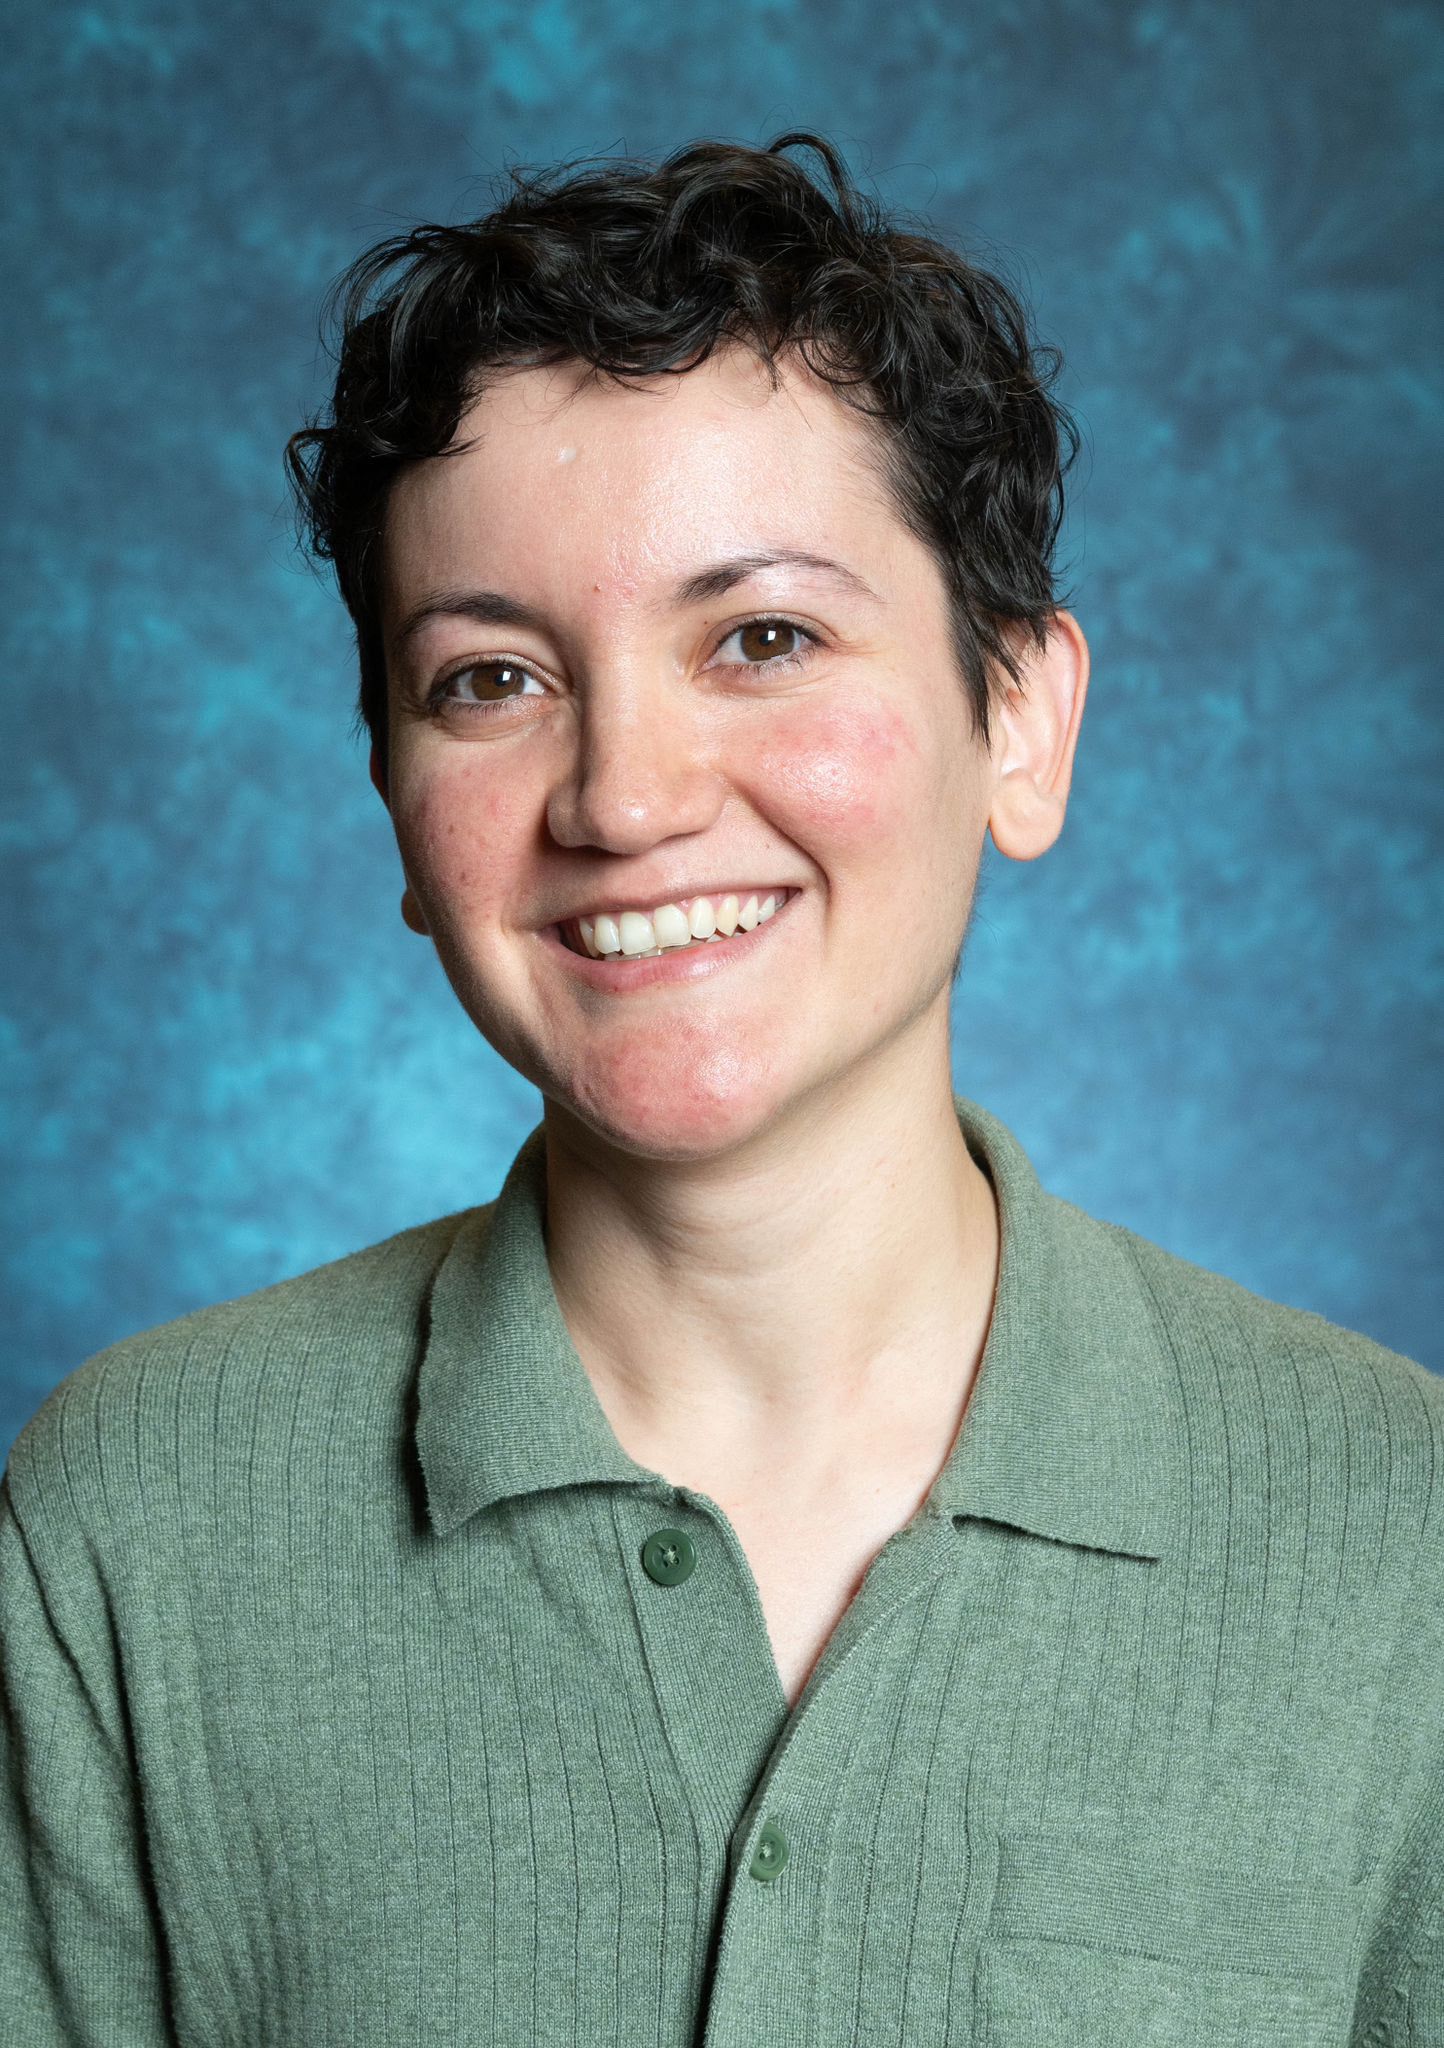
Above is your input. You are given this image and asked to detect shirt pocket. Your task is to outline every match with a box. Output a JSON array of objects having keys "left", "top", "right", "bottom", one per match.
[{"left": 974, "top": 1824, "right": 1366, "bottom": 2048}]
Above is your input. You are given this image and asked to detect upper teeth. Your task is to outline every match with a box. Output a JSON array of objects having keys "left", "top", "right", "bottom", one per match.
[{"left": 573, "top": 891, "right": 788, "bottom": 959}]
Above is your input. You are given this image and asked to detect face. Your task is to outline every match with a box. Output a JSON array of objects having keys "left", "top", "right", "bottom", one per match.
[{"left": 374, "top": 346, "right": 1031, "bottom": 1162}]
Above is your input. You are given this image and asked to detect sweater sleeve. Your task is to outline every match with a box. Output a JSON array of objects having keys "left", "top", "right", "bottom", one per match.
[{"left": 0, "top": 1462, "right": 179, "bottom": 2045}]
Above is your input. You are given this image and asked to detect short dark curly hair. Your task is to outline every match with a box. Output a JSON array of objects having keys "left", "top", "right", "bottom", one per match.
[{"left": 285, "top": 132, "right": 1079, "bottom": 773}]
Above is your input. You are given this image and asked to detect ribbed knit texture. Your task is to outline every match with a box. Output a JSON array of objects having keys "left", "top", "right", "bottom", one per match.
[{"left": 3, "top": 1093, "right": 1442, "bottom": 2046}]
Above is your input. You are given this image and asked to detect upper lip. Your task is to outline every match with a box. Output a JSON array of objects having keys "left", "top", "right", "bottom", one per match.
[{"left": 546, "top": 883, "right": 801, "bottom": 928}]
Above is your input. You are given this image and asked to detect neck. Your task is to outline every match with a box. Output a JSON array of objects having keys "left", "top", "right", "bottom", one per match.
[{"left": 540, "top": 1025, "right": 1000, "bottom": 1497}]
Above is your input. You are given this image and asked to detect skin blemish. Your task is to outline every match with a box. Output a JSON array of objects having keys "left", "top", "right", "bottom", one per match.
[{"left": 556, "top": 445, "right": 578, "bottom": 464}]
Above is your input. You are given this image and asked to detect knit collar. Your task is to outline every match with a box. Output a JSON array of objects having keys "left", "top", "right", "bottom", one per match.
[{"left": 415, "top": 1093, "right": 1178, "bottom": 1560}]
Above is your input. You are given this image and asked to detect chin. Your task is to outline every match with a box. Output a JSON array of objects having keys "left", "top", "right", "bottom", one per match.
[{"left": 546, "top": 1043, "right": 796, "bottom": 1165}]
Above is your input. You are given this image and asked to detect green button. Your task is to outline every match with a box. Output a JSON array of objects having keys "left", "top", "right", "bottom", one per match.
[
  {"left": 641, "top": 1527, "right": 696, "bottom": 1586},
  {"left": 748, "top": 1820, "right": 789, "bottom": 1883}
]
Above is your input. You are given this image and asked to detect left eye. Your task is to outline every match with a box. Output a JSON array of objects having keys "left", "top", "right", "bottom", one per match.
[{"left": 714, "top": 619, "right": 815, "bottom": 665}]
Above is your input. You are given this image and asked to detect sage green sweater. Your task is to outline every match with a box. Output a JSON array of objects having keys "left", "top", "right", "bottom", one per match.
[{"left": 3, "top": 1094, "right": 1442, "bottom": 2046}]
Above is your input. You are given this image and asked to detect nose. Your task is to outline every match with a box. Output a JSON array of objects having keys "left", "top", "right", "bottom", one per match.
[{"left": 545, "top": 671, "right": 728, "bottom": 855}]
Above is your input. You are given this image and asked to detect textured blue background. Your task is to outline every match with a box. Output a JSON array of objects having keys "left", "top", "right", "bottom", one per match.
[{"left": 4, "top": 1, "right": 1442, "bottom": 1456}]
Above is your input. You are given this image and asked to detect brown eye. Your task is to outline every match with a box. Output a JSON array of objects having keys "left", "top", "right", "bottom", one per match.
[
  {"left": 433, "top": 660, "right": 547, "bottom": 712},
  {"left": 456, "top": 662, "right": 531, "bottom": 699},
  {"left": 714, "top": 618, "right": 816, "bottom": 669},
  {"left": 737, "top": 620, "right": 800, "bottom": 662}
]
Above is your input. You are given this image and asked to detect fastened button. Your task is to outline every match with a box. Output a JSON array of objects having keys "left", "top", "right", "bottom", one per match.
[
  {"left": 641, "top": 1527, "right": 696, "bottom": 1585},
  {"left": 748, "top": 1819, "right": 789, "bottom": 1883}
]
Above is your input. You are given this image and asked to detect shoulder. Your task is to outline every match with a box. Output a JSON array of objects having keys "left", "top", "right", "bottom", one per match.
[
  {"left": 1074, "top": 1199, "right": 1444, "bottom": 1565},
  {"left": 5, "top": 1203, "right": 499, "bottom": 1544},
  {"left": 1098, "top": 1202, "right": 1442, "bottom": 1422}
]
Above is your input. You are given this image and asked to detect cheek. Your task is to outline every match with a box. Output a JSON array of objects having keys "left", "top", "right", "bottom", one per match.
[
  {"left": 397, "top": 759, "right": 533, "bottom": 902},
  {"left": 754, "top": 699, "right": 925, "bottom": 848}
]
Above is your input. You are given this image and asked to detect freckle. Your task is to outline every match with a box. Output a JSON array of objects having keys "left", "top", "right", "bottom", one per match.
[{"left": 556, "top": 445, "right": 577, "bottom": 464}]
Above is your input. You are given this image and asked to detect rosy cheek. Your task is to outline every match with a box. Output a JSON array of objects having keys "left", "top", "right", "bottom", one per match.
[
  {"left": 401, "top": 758, "right": 532, "bottom": 900},
  {"left": 754, "top": 701, "right": 920, "bottom": 844}
]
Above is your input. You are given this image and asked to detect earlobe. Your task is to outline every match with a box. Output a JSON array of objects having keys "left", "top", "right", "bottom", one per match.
[{"left": 986, "top": 611, "right": 1090, "bottom": 864}]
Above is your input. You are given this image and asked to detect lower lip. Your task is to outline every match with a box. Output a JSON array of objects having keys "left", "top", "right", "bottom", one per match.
[{"left": 541, "top": 893, "right": 801, "bottom": 991}]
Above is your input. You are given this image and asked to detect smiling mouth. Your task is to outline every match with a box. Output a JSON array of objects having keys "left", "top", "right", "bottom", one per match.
[{"left": 556, "top": 888, "right": 797, "bottom": 959}]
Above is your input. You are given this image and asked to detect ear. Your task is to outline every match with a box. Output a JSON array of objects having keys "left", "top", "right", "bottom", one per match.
[
  {"left": 368, "top": 740, "right": 389, "bottom": 810},
  {"left": 986, "top": 611, "right": 1090, "bottom": 862}
]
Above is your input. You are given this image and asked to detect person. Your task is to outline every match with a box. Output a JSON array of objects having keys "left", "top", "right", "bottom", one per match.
[{"left": 2, "top": 132, "right": 1439, "bottom": 2048}]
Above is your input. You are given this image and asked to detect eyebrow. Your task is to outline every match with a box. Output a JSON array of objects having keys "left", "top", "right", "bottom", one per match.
[
  {"left": 672, "top": 549, "right": 881, "bottom": 607},
  {"left": 389, "top": 549, "right": 880, "bottom": 658},
  {"left": 390, "top": 588, "right": 551, "bottom": 658}
]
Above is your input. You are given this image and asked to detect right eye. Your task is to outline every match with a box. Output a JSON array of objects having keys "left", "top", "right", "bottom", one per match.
[{"left": 429, "top": 660, "right": 549, "bottom": 714}]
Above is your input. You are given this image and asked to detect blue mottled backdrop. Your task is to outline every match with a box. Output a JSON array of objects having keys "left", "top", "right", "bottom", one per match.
[{"left": 4, "top": 1, "right": 1442, "bottom": 1454}]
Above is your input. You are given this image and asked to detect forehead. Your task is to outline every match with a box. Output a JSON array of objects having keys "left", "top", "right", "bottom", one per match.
[{"left": 380, "top": 345, "right": 913, "bottom": 614}]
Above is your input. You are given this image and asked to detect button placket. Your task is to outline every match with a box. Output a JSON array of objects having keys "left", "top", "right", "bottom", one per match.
[{"left": 620, "top": 1494, "right": 790, "bottom": 1836}]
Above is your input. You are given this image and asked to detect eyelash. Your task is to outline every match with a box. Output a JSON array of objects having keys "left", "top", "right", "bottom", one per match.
[{"left": 425, "top": 614, "right": 821, "bottom": 716}]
